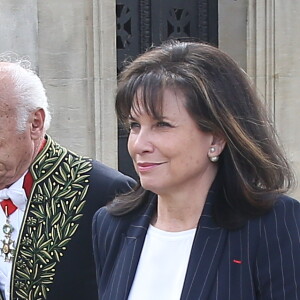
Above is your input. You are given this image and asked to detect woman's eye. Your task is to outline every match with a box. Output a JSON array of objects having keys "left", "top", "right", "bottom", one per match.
[
  {"left": 128, "top": 122, "right": 140, "bottom": 130},
  {"left": 156, "top": 121, "right": 172, "bottom": 128}
]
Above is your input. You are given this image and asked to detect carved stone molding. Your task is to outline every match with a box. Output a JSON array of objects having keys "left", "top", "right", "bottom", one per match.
[
  {"left": 247, "top": 0, "right": 275, "bottom": 118},
  {"left": 92, "top": 0, "right": 118, "bottom": 168}
]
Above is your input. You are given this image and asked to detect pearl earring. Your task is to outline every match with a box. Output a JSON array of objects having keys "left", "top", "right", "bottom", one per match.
[
  {"left": 209, "top": 147, "right": 216, "bottom": 153},
  {"left": 209, "top": 156, "right": 219, "bottom": 162},
  {"left": 209, "top": 147, "right": 219, "bottom": 162}
]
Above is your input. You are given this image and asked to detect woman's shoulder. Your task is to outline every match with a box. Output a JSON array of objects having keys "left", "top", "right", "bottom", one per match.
[
  {"left": 239, "top": 194, "right": 300, "bottom": 261},
  {"left": 93, "top": 206, "right": 127, "bottom": 230},
  {"left": 93, "top": 205, "right": 139, "bottom": 236},
  {"left": 258, "top": 193, "right": 300, "bottom": 231},
  {"left": 273, "top": 194, "right": 300, "bottom": 212},
  {"left": 93, "top": 193, "right": 156, "bottom": 239},
  {"left": 93, "top": 206, "right": 110, "bottom": 224},
  {"left": 249, "top": 194, "right": 300, "bottom": 296},
  {"left": 92, "top": 206, "right": 134, "bottom": 254}
]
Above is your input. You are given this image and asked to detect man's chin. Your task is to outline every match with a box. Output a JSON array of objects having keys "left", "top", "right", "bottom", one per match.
[{"left": 0, "top": 173, "right": 17, "bottom": 189}]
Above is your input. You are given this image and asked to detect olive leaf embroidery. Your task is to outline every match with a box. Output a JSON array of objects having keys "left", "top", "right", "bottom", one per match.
[{"left": 12, "top": 140, "right": 92, "bottom": 299}]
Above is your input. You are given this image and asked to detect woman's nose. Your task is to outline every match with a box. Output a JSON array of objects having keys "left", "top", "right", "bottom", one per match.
[{"left": 128, "top": 128, "right": 154, "bottom": 155}]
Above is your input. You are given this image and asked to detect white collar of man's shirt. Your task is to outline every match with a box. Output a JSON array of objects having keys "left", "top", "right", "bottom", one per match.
[{"left": 0, "top": 172, "right": 28, "bottom": 212}]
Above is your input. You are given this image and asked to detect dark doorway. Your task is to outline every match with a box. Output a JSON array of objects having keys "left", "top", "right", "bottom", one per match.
[{"left": 116, "top": 0, "right": 218, "bottom": 179}]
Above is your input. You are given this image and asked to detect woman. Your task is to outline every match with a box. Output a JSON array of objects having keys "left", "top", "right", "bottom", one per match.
[{"left": 93, "top": 40, "right": 300, "bottom": 299}]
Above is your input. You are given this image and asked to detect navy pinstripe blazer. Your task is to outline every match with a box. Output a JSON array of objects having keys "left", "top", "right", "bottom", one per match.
[{"left": 92, "top": 186, "right": 300, "bottom": 300}]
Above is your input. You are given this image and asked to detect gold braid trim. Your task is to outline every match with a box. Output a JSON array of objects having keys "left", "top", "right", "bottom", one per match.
[{"left": 12, "top": 137, "right": 92, "bottom": 299}]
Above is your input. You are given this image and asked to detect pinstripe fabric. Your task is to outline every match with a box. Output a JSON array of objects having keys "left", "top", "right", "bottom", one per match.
[{"left": 93, "top": 190, "right": 300, "bottom": 300}]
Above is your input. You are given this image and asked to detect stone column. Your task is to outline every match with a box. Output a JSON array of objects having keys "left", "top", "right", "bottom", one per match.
[
  {"left": 92, "top": 0, "right": 118, "bottom": 168},
  {"left": 247, "top": 0, "right": 276, "bottom": 117},
  {"left": 37, "top": 0, "right": 118, "bottom": 168},
  {"left": 218, "top": 0, "right": 248, "bottom": 70}
]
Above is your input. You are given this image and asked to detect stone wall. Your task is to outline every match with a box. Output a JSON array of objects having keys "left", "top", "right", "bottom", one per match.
[{"left": 0, "top": 0, "right": 118, "bottom": 168}]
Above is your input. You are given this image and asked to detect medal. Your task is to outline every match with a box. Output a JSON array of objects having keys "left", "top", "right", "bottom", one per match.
[{"left": 1, "top": 206, "right": 15, "bottom": 262}]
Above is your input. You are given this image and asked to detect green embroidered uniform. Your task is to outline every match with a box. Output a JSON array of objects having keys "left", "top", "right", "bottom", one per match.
[{"left": 2, "top": 135, "right": 135, "bottom": 300}]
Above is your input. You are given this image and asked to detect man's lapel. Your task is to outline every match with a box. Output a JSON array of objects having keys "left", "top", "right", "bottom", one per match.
[
  {"left": 181, "top": 189, "right": 228, "bottom": 300},
  {"left": 10, "top": 136, "right": 93, "bottom": 300}
]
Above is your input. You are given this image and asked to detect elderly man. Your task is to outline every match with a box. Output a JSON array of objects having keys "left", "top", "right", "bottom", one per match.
[{"left": 0, "top": 61, "right": 135, "bottom": 300}]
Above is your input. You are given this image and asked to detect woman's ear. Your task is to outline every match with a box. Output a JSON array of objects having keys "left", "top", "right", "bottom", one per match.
[
  {"left": 213, "top": 136, "right": 226, "bottom": 155},
  {"left": 208, "top": 135, "right": 226, "bottom": 162},
  {"left": 30, "top": 108, "right": 45, "bottom": 140}
]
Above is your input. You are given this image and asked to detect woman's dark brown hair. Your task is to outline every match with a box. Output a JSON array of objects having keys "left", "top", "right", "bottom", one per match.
[{"left": 110, "top": 40, "right": 294, "bottom": 229}]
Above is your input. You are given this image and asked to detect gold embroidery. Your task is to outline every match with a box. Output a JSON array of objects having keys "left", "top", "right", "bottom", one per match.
[{"left": 12, "top": 137, "right": 92, "bottom": 299}]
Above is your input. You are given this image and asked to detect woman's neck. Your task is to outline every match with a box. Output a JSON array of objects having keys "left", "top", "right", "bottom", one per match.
[
  {"left": 151, "top": 166, "right": 217, "bottom": 232},
  {"left": 153, "top": 189, "right": 207, "bottom": 232}
]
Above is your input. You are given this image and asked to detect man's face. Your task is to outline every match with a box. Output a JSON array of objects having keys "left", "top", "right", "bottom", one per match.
[{"left": 0, "top": 100, "right": 35, "bottom": 189}]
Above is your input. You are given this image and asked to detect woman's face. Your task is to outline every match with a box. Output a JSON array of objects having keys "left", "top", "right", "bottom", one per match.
[{"left": 128, "top": 88, "right": 224, "bottom": 196}]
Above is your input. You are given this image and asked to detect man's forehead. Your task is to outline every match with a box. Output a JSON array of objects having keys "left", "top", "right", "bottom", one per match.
[
  {"left": 0, "top": 69, "right": 15, "bottom": 94},
  {"left": 0, "top": 74, "right": 18, "bottom": 114},
  {"left": 0, "top": 78, "right": 17, "bottom": 113},
  {"left": 0, "top": 101, "right": 15, "bottom": 115}
]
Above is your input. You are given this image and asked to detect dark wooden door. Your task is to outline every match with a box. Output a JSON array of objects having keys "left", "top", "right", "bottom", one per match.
[{"left": 116, "top": 0, "right": 218, "bottom": 179}]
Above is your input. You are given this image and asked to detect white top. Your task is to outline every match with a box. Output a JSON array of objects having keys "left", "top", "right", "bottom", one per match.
[
  {"left": 128, "top": 224, "right": 196, "bottom": 300},
  {"left": 0, "top": 173, "right": 27, "bottom": 300}
]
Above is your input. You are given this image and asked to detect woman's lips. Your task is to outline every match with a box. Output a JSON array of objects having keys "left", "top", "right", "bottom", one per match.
[{"left": 136, "top": 162, "right": 163, "bottom": 172}]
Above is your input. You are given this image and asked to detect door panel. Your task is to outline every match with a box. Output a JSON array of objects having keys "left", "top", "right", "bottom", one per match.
[{"left": 116, "top": 0, "right": 218, "bottom": 178}]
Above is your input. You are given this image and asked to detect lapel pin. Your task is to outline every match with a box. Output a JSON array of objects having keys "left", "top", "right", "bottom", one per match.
[{"left": 233, "top": 259, "right": 242, "bottom": 264}]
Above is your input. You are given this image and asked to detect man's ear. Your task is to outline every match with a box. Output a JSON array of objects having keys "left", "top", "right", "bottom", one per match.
[{"left": 30, "top": 108, "right": 45, "bottom": 139}]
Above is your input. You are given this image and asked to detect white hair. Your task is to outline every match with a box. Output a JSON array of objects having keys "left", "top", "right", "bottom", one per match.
[{"left": 0, "top": 54, "right": 51, "bottom": 132}]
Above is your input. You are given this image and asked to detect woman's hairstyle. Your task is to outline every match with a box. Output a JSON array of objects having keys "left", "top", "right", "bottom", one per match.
[
  {"left": 0, "top": 59, "right": 51, "bottom": 132},
  {"left": 111, "top": 40, "right": 294, "bottom": 229}
]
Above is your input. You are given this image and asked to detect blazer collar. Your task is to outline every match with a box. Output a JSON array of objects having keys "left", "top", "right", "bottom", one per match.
[
  {"left": 181, "top": 183, "right": 228, "bottom": 300},
  {"left": 126, "top": 192, "right": 157, "bottom": 238},
  {"left": 118, "top": 183, "right": 228, "bottom": 300},
  {"left": 109, "top": 193, "right": 157, "bottom": 299}
]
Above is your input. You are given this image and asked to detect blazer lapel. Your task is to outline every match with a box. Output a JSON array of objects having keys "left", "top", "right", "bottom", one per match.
[
  {"left": 109, "top": 193, "right": 157, "bottom": 300},
  {"left": 106, "top": 184, "right": 228, "bottom": 300},
  {"left": 181, "top": 188, "right": 228, "bottom": 300}
]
